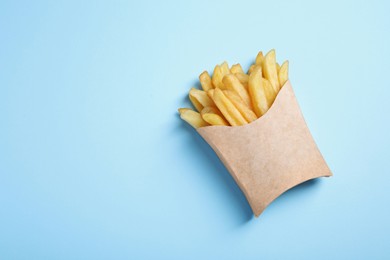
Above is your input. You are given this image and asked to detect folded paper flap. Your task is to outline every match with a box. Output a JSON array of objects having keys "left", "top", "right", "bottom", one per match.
[{"left": 197, "top": 81, "right": 332, "bottom": 217}]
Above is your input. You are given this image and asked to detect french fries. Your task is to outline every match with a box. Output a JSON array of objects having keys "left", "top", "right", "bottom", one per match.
[
  {"left": 248, "top": 66, "right": 269, "bottom": 117},
  {"left": 234, "top": 73, "right": 249, "bottom": 86},
  {"left": 223, "top": 90, "right": 257, "bottom": 122},
  {"left": 220, "top": 62, "right": 230, "bottom": 76},
  {"left": 212, "top": 65, "right": 224, "bottom": 89},
  {"left": 207, "top": 89, "right": 214, "bottom": 99},
  {"left": 230, "top": 64, "right": 245, "bottom": 74},
  {"left": 199, "top": 71, "right": 213, "bottom": 91},
  {"left": 248, "top": 64, "right": 255, "bottom": 74},
  {"left": 255, "top": 51, "right": 264, "bottom": 66},
  {"left": 222, "top": 74, "right": 252, "bottom": 108},
  {"left": 263, "top": 78, "right": 277, "bottom": 107},
  {"left": 278, "top": 61, "right": 289, "bottom": 86},
  {"left": 213, "top": 88, "right": 248, "bottom": 126},
  {"left": 263, "top": 49, "right": 280, "bottom": 92},
  {"left": 179, "top": 108, "right": 209, "bottom": 128},
  {"left": 189, "top": 88, "right": 215, "bottom": 110},
  {"left": 201, "top": 107, "right": 228, "bottom": 126},
  {"left": 211, "top": 62, "right": 230, "bottom": 89},
  {"left": 179, "top": 49, "right": 289, "bottom": 128}
]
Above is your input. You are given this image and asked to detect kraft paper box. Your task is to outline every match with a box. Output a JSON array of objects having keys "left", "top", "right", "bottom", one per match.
[{"left": 197, "top": 80, "right": 332, "bottom": 217}]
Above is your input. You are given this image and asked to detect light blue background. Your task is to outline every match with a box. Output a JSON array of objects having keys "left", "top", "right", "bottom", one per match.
[{"left": 1, "top": 0, "right": 389, "bottom": 259}]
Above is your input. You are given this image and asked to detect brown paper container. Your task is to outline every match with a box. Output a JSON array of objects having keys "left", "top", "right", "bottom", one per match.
[{"left": 197, "top": 80, "right": 332, "bottom": 217}]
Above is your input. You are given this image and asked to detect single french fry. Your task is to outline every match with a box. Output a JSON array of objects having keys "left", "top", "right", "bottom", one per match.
[
  {"left": 278, "top": 60, "right": 289, "bottom": 87},
  {"left": 223, "top": 90, "right": 257, "bottom": 122},
  {"left": 212, "top": 88, "right": 248, "bottom": 126},
  {"left": 189, "top": 94, "right": 203, "bottom": 112},
  {"left": 189, "top": 88, "right": 215, "bottom": 109},
  {"left": 199, "top": 71, "right": 213, "bottom": 91},
  {"left": 263, "top": 78, "right": 277, "bottom": 107},
  {"left": 201, "top": 107, "right": 229, "bottom": 126},
  {"left": 248, "top": 66, "right": 269, "bottom": 117},
  {"left": 220, "top": 61, "right": 230, "bottom": 76},
  {"left": 212, "top": 65, "right": 224, "bottom": 89},
  {"left": 178, "top": 108, "right": 209, "bottom": 128},
  {"left": 263, "top": 49, "right": 280, "bottom": 92},
  {"left": 230, "top": 64, "right": 245, "bottom": 74},
  {"left": 248, "top": 64, "right": 255, "bottom": 74},
  {"left": 235, "top": 73, "right": 249, "bottom": 86},
  {"left": 255, "top": 51, "right": 264, "bottom": 66},
  {"left": 222, "top": 74, "right": 252, "bottom": 109}
]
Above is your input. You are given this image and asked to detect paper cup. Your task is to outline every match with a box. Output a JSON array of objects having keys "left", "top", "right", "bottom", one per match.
[{"left": 197, "top": 80, "right": 332, "bottom": 217}]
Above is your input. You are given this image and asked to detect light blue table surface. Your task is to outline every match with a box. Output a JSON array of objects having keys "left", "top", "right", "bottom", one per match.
[{"left": 1, "top": 0, "right": 389, "bottom": 259}]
